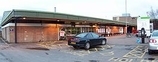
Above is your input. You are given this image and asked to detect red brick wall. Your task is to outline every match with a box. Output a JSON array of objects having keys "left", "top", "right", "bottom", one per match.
[{"left": 8, "top": 26, "right": 58, "bottom": 43}]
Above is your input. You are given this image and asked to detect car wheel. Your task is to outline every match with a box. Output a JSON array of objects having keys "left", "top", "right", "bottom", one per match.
[
  {"left": 148, "top": 49, "right": 152, "bottom": 55},
  {"left": 84, "top": 42, "right": 90, "bottom": 50},
  {"left": 101, "top": 40, "right": 106, "bottom": 45}
]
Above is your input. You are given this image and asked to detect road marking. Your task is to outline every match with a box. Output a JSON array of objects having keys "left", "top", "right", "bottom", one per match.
[
  {"left": 108, "top": 57, "right": 119, "bottom": 61},
  {"left": 94, "top": 48, "right": 98, "bottom": 51},
  {"left": 58, "top": 44, "right": 62, "bottom": 48},
  {"left": 118, "top": 58, "right": 129, "bottom": 62},
  {"left": 109, "top": 57, "right": 133, "bottom": 62},
  {"left": 123, "top": 45, "right": 147, "bottom": 58},
  {"left": 100, "top": 51, "right": 114, "bottom": 56},
  {"left": 87, "top": 50, "right": 90, "bottom": 53},
  {"left": 129, "top": 59, "right": 133, "bottom": 62},
  {"left": 140, "top": 59, "right": 155, "bottom": 62}
]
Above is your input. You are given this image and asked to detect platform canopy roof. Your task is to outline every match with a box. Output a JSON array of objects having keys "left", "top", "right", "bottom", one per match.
[{"left": 1, "top": 9, "right": 136, "bottom": 26}]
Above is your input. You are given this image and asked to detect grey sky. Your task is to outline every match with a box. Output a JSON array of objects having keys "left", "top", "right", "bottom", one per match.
[{"left": 0, "top": 0, "right": 158, "bottom": 20}]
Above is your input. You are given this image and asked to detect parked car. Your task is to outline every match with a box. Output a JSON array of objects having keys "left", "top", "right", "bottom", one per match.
[
  {"left": 68, "top": 32, "right": 107, "bottom": 49},
  {"left": 148, "top": 30, "right": 158, "bottom": 54}
]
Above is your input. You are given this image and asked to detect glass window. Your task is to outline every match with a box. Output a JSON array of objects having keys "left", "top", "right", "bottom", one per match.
[
  {"left": 85, "top": 34, "right": 93, "bottom": 38},
  {"left": 76, "top": 33, "right": 87, "bottom": 38},
  {"left": 65, "top": 27, "right": 81, "bottom": 34},
  {"left": 152, "top": 31, "right": 158, "bottom": 36},
  {"left": 91, "top": 33, "right": 99, "bottom": 38}
]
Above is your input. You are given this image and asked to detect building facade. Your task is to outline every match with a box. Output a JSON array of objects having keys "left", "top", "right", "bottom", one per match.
[
  {"left": 1, "top": 9, "right": 136, "bottom": 43},
  {"left": 113, "top": 16, "right": 137, "bottom": 25}
]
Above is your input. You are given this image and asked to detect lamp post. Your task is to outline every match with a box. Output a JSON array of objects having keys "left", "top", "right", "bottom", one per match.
[
  {"left": 54, "top": 7, "right": 56, "bottom": 12},
  {"left": 125, "top": 0, "right": 128, "bottom": 34}
]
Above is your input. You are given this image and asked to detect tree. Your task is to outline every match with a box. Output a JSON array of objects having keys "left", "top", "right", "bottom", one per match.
[{"left": 147, "top": 7, "right": 158, "bottom": 19}]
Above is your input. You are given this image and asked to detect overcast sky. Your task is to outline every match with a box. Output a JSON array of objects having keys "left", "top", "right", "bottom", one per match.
[{"left": 0, "top": 0, "right": 158, "bottom": 20}]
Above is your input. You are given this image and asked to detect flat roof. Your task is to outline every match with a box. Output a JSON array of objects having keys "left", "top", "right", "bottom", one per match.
[{"left": 1, "top": 9, "right": 136, "bottom": 26}]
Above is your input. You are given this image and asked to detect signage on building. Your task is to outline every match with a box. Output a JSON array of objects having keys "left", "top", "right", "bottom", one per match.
[
  {"left": 119, "top": 27, "right": 123, "bottom": 34},
  {"left": 59, "top": 31, "right": 65, "bottom": 36},
  {"left": 106, "top": 27, "right": 111, "bottom": 34},
  {"left": 10, "top": 28, "right": 14, "bottom": 31}
]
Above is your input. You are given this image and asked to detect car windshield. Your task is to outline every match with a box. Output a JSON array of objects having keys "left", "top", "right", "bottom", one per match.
[
  {"left": 152, "top": 31, "right": 158, "bottom": 36},
  {"left": 76, "top": 33, "right": 87, "bottom": 38}
]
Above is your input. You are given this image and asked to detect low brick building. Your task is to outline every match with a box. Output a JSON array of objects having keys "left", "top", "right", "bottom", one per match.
[{"left": 1, "top": 9, "right": 136, "bottom": 43}]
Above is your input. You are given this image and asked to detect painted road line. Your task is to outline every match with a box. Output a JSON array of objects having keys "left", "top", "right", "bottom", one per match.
[
  {"left": 108, "top": 57, "right": 133, "bottom": 62},
  {"left": 100, "top": 51, "right": 114, "bottom": 56},
  {"left": 128, "top": 59, "right": 133, "bottom": 62},
  {"left": 118, "top": 58, "right": 130, "bottom": 62},
  {"left": 58, "top": 44, "right": 62, "bottom": 48},
  {"left": 123, "top": 46, "right": 139, "bottom": 58},
  {"left": 94, "top": 48, "right": 98, "bottom": 51},
  {"left": 108, "top": 57, "right": 120, "bottom": 61},
  {"left": 87, "top": 50, "right": 90, "bottom": 53},
  {"left": 61, "top": 49, "right": 90, "bottom": 57},
  {"left": 140, "top": 59, "right": 155, "bottom": 62},
  {"left": 123, "top": 45, "right": 146, "bottom": 58}
]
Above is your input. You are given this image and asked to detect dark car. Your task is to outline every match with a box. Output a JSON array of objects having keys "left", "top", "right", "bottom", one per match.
[{"left": 68, "top": 32, "right": 107, "bottom": 49}]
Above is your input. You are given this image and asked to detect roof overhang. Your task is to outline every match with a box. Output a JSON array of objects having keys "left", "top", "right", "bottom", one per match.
[{"left": 1, "top": 9, "right": 136, "bottom": 26}]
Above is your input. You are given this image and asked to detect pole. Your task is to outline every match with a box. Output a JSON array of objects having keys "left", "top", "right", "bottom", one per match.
[
  {"left": 125, "top": 0, "right": 128, "bottom": 35},
  {"left": 54, "top": 7, "right": 56, "bottom": 12},
  {"left": 15, "top": 19, "right": 17, "bottom": 43},
  {"left": 13, "top": 10, "right": 18, "bottom": 43}
]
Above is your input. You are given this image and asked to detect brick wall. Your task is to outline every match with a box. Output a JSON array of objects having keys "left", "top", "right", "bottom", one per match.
[{"left": 6, "top": 25, "right": 58, "bottom": 43}]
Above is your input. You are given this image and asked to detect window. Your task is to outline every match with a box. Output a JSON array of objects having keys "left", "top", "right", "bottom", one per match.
[
  {"left": 91, "top": 33, "right": 99, "bottom": 38},
  {"left": 76, "top": 33, "right": 87, "bottom": 38},
  {"left": 65, "top": 27, "right": 81, "bottom": 34},
  {"left": 152, "top": 31, "right": 158, "bottom": 36},
  {"left": 85, "top": 34, "right": 93, "bottom": 38}
]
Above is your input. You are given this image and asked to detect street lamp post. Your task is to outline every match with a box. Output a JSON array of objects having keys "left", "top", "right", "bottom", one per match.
[
  {"left": 54, "top": 7, "right": 56, "bottom": 12},
  {"left": 125, "top": 0, "right": 128, "bottom": 35}
]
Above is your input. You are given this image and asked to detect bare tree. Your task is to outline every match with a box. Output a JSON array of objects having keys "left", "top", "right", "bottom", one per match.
[{"left": 147, "top": 7, "right": 158, "bottom": 19}]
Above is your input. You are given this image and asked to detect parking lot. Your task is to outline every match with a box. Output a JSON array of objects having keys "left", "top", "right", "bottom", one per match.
[{"left": 1, "top": 35, "right": 158, "bottom": 62}]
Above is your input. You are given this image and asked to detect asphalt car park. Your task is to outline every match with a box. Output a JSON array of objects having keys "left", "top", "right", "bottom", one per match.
[
  {"left": 2, "top": 35, "right": 158, "bottom": 62},
  {"left": 34, "top": 35, "right": 158, "bottom": 62}
]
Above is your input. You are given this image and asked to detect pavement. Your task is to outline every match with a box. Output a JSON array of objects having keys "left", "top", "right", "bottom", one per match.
[{"left": 0, "top": 34, "right": 152, "bottom": 62}]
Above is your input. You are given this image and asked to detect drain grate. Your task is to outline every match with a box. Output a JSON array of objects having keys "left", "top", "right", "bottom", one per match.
[
  {"left": 89, "top": 60, "right": 99, "bottom": 62},
  {"left": 26, "top": 47, "right": 49, "bottom": 50}
]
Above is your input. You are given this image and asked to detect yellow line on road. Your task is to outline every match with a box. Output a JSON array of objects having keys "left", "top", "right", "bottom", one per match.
[
  {"left": 140, "top": 49, "right": 147, "bottom": 58},
  {"left": 123, "top": 45, "right": 146, "bottom": 58},
  {"left": 118, "top": 58, "right": 129, "bottom": 62},
  {"left": 108, "top": 57, "right": 118, "bottom": 61},
  {"left": 94, "top": 48, "right": 98, "bottom": 51},
  {"left": 58, "top": 44, "right": 62, "bottom": 48},
  {"left": 123, "top": 46, "right": 139, "bottom": 58},
  {"left": 87, "top": 50, "right": 90, "bottom": 53},
  {"left": 129, "top": 59, "right": 133, "bottom": 62}
]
